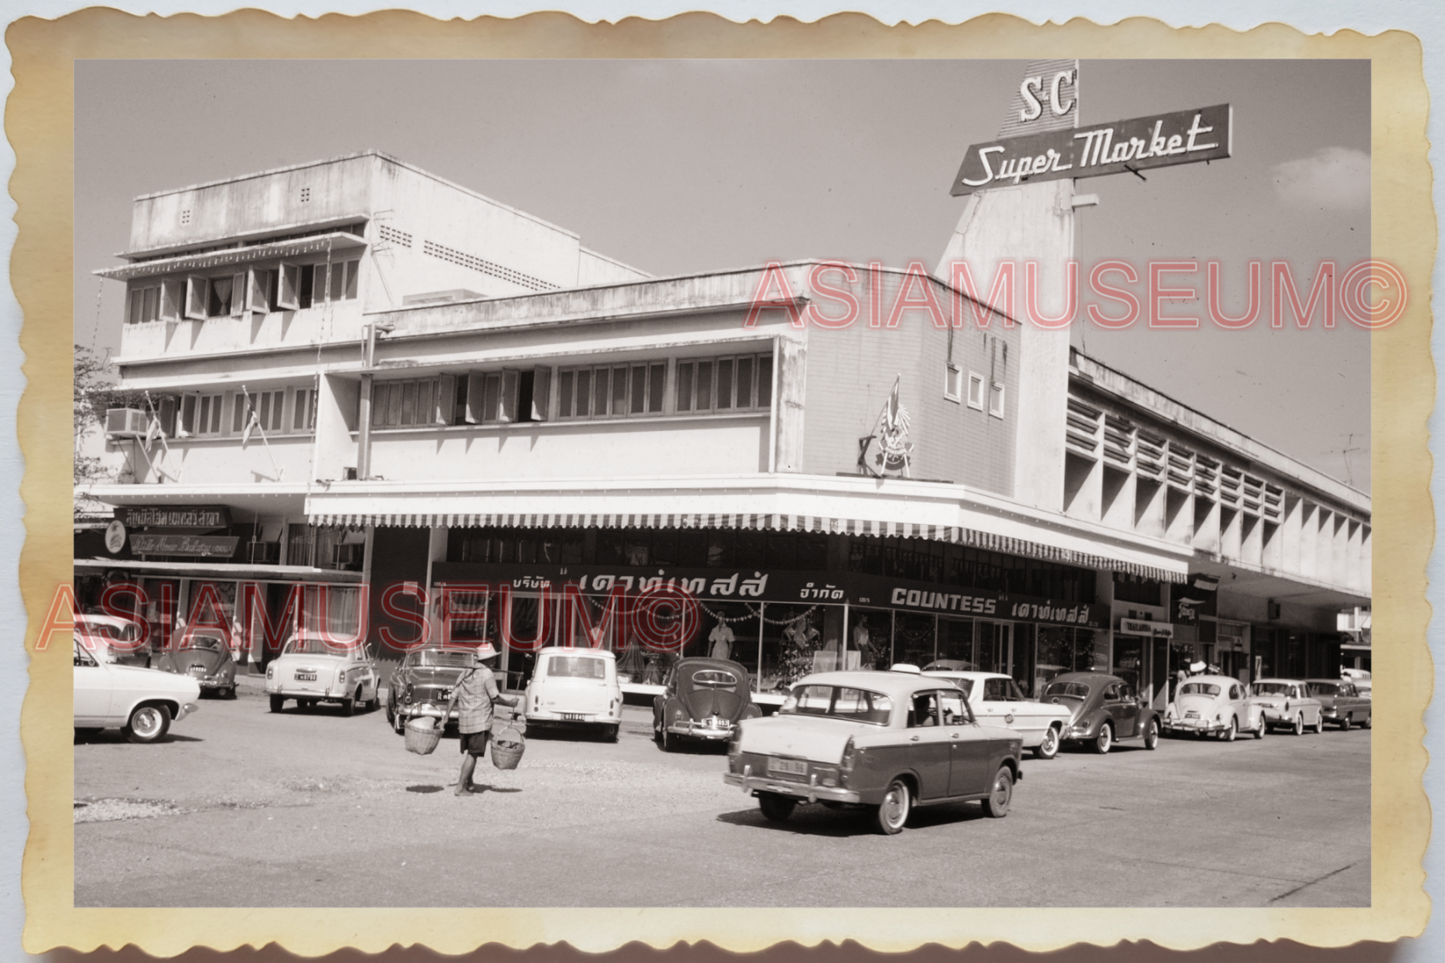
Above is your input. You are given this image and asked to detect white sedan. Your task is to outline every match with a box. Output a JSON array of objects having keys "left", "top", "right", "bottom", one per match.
[
  {"left": 74, "top": 637, "right": 200, "bottom": 743},
  {"left": 923, "top": 670, "right": 1073, "bottom": 759},
  {"left": 265, "top": 632, "right": 380, "bottom": 715}
]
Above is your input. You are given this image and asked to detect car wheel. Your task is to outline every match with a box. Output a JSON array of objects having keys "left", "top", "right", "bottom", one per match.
[
  {"left": 605, "top": 724, "right": 620, "bottom": 743},
  {"left": 386, "top": 702, "right": 396, "bottom": 726},
  {"left": 982, "top": 766, "right": 1014, "bottom": 818},
  {"left": 1255, "top": 716, "right": 1265, "bottom": 739},
  {"left": 269, "top": 695, "right": 285, "bottom": 713},
  {"left": 661, "top": 727, "right": 674, "bottom": 752},
  {"left": 344, "top": 687, "right": 361, "bottom": 717},
  {"left": 874, "top": 779, "right": 912, "bottom": 835},
  {"left": 1293, "top": 713, "right": 1304, "bottom": 736},
  {"left": 1223, "top": 717, "right": 1237, "bottom": 742},
  {"left": 1314, "top": 715, "right": 1324, "bottom": 735},
  {"left": 1340, "top": 714, "right": 1352, "bottom": 732},
  {"left": 758, "top": 792, "right": 796, "bottom": 823},
  {"left": 1034, "top": 725, "right": 1061, "bottom": 760},
  {"left": 1361, "top": 713, "right": 1372, "bottom": 729},
  {"left": 1143, "top": 719, "right": 1160, "bottom": 750},
  {"left": 1093, "top": 723, "right": 1113, "bottom": 755},
  {"left": 123, "top": 704, "right": 170, "bottom": 744}
]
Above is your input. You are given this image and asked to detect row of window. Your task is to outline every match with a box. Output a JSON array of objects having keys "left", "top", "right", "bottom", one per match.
[
  {"left": 944, "top": 364, "right": 1005, "bottom": 417},
  {"left": 366, "top": 353, "right": 773, "bottom": 430},
  {"left": 125, "top": 259, "right": 361, "bottom": 324},
  {"left": 148, "top": 385, "right": 316, "bottom": 439}
]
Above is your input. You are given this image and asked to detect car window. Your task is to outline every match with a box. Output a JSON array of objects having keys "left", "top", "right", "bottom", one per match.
[
  {"left": 1006, "top": 679, "right": 1026, "bottom": 702},
  {"left": 548, "top": 655, "right": 607, "bottom": 680},
  {"left": 73, "top": 640, "right": 98, "bottom": 668},
  {"left": 1120, "top": 683, "right": 1136, "bottom": 701},
  {"left": 1103, "top": 683, "right": 1121, "bottom": 701},
  {"left": 1229, "top": 683, "right": 1242, "bottom": 700},
  {"left": 689, "top": 669, "right": 740, "bottom": 688},
  {"left": 1341, "top": 684, "right": 1355, "bottom": 697},
  {"left": 909, "top": 692, "right": 940, "bottom": 728},
  {"left": 781, "top": 685, "right": 892, "bottom": 725},
  {"left": 1252, "top": 682, "right": 1289, "bottom": 697},
  {"left": 982, "top": 678, "right": 1011, "bottom": 702},
  {"left": 1043, "top": 681, "right": 1091, "bottom": 700},
  {"left": 1180, "top": 682, "right": 1221, "bottom": 697},
  {"left": 939, "top": 690, "right": 969, "bottom": 726},
  {"left": 952, "top": 678, "right": 975, "bottom": 700},
  {"left": 1307, "top": 682, "right": 1338, "bottom": 697}
]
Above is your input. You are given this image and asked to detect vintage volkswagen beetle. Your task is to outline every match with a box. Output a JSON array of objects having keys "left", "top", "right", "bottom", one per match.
[
  {"left": 1304, "top": 678, "right": 1372, "bottom": 730},
  {"left": 1249, "top": 679, "right": 1324, "bottom": 735},
  {"left": 526, "top": 646, "right": 623, "bottom": 740},
  {"left": 923, "top": 670, "right": 1072, "bottom": 759},
  {"left": 265, "top": 632, "right": 380, "bottom": 715},
  {"left": 654, "top": 656, "right": 760, "bottom": 751},
  {"left": 74, "top": 636, "right": 200, "bottom": 743},
  {"left": 1043, "top": 671, "right": 1161, "bottom": 754},
  {"left": 154, "top": 630, "right": 238, "bottom": 699},
  {"left": 386, "top": 645, "right": 474, "bottom": 733},
  {"left": 1162, "top": 674, "right": 1264, "bottom": 740},
  {"left": 724, "top": 670, "right": 1022, "bottom": 835}
]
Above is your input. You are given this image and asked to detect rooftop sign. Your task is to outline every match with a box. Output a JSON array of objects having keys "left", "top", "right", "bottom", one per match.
[{"left": 950, "top": 103, "right": 1232, "bottom": 196}]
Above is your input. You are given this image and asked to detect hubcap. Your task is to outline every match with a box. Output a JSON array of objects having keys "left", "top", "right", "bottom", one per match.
[
  {"left": 134, "top": 708, "right": 161, "bottom": 736},
  {"left": 993, "top": 776, "right": 1010, "bottom": 808},
  {"left": 882, "top": 787, "right": 907, "bottom": 826}
]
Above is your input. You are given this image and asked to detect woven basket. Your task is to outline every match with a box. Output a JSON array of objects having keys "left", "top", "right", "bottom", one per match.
[
  {"left": 404, "top": 717, "right": 442, "bottom": 756},
  {"left": 491, "top": 725, "right": 525, "bottom": 770}
]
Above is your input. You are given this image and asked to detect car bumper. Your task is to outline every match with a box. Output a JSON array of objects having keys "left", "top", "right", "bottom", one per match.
[
  {"left": 529, "top": 709, "right": 621, "bottom": 725},
  {"left": 665, "top": 720, "right": 735, "bottom": 739},
  {"left": 397, "top": 704, "right": 459, "bottom": 723},
  {"left": 724, "top": 768, "right": 862, "bottom": 805},
  {"left": 174, "top": 702, "right": 199, "bottom": 722},
  {"left": 1257, "top": 708, "right": 1293, "bottom": 723},
  {"left": 1162, "top": 718, "right": 1227, "bottom": 734},
  {"left": 267, "top": 685, "right": 351, "bottom": 701}
]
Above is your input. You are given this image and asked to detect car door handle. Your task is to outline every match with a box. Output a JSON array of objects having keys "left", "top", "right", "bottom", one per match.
[{"left": 910, "top": 735, "right": 919, "bottom": 742}]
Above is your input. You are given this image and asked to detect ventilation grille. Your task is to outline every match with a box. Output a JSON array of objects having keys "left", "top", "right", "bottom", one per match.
[
  {"left": 422, "top": 239, "right": 555, "bottom": 292},
  {"left": 300, "top": 187, "right": 311, "bottom": 203},
  {"left": 180, "top": 209, "right": 191, "bottom": 225},
  {"left": 378, "top": 225, "right": 413, "bottom": 248}
]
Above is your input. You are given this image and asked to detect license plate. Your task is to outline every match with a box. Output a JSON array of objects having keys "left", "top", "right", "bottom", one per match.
[
  {"left": 1184, "top": 711, "right": 1199, "bottom": 719},
  {"left": 296, "top": 671, "right": 317, "bottom": 682},
  {"left": 562, "top": 713, "right": 586, "bottom": 721},
  {"left": 768, "top": 757, "right": 808, "bottom": 777}
]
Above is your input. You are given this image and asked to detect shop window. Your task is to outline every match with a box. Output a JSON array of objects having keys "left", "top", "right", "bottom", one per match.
[
  {"left": 558, "top": 361, "right": 666, "bottom": 419},
  {"left": 967, "top": 372, "right": 985, "bottom": 410},
  {"left": 944, "top": 363, "right": 962, "bottom": 403},
  {"left": 1113, "top": 572, "right": 1161, "bottom": 606},
  {"left": 178, "top": 392, "right": 224, "bottom": 437},
  {"left": 989, "top": 381, "right": 1006, "bottom": 418},
  {"left": 675, "top": 353, "right": 772, "bottom": 413}
]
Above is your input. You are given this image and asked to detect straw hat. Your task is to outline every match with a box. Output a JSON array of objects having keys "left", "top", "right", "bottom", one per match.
[
  {"left": 472, "top": 643, "right": 501, "bottom": 663},
  {"left": 1189, "top": 661, "right": 1207, "bottom": 674}
]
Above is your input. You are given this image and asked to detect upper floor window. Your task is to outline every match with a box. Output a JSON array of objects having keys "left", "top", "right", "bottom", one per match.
[
  {"left": 989, "top": 381, "right": 1006, "bottom": 418},
  {"left": 557, "top": 362, "right": 666, "bottom": 420},
  {"left": 309, "top": 259, "right": 360, "bottom": 306},
  {"left": 967, "top": 372, "right": 985, "bottom": 410},
  {"left": 944, "top": 363, "right": 962, "bottom": 403},
  {"left": 179, "top": 392, "right": 224, "bottom": 437},
  {"left": 234, "top": 389, "right": 285, "bottom": 434},
  {"left": 675, "top": 352, "right": 772, "bottom": 414}
]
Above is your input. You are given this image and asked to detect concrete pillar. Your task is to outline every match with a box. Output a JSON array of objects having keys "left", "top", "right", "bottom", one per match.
[
  {"left": 1281, "top": 494, "right": 1303, "bottom": 576},
  {"left": 1164, "top": 489, "right": 1193, "bottom": 545},
  {"left": 1299, "top": 503, "right": 1318, "bottom": 580},
  {"left": 1101, "top": 467, "right": 1135, "bottom": 530},
  {"left": 1134, "top": 478, "right": 1166, "bottom": 538},
  {"left": 1063, "top": 456, "right": 1102, "bottom": 521}
]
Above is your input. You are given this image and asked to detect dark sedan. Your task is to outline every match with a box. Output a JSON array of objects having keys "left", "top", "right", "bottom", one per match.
[
  {"left": 154, "top": 631, "right": 237, "bottom": 699},
  {"left": 386, "top": 646, "right": 473, "bottom": 733},
  {"left": 653, "top": 657, "right": 762, "bottom": 751},
  {"left": 1043, "top": 671, "right": 1161, "bottom": 754},
  {"left": 1304, "top": 678, "right": 1373, "bottom": 731}
]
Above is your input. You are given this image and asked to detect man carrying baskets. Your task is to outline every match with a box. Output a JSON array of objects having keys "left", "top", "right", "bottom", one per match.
[{"left": 441, "top": 643, "right": 522, "bottom": 796}]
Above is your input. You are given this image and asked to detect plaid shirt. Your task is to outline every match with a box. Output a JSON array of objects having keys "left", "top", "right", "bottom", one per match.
[{"left": 453, "top": 665, "right": 503, "bottom": 734}]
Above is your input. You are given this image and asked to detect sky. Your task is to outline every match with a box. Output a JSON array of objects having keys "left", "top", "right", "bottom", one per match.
[{"left": 73, "top": 58, "right": 1371, "bottom": 491}]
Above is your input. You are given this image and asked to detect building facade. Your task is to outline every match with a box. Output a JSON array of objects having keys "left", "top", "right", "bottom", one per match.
[{"left": 79, "top": 151, "right": 1371, "bottom": 706}]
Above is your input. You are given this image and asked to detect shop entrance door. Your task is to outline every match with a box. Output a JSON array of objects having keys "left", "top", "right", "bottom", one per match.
[{"left": 975, "top": 621, "right": 1013, "bottom": 676}]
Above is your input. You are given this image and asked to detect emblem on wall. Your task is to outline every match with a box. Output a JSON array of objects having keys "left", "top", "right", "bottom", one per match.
[{"left": 858, "top": 374, "right": 914, "bottom": 478}]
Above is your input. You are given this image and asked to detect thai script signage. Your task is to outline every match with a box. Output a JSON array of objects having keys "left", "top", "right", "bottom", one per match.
[
  {"left": 950, "top": 104, "right": 1232, "bottom": 196},
  {"left": 118, "top": 505, "right": 231, "bottom": 530},
  {"left": 129, "top": 534, "right": 239, "bottom": 558}
]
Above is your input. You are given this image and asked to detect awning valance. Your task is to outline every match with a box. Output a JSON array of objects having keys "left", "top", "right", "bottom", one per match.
[
  {"left": 306, "top": 509, "right": 1185, "bottom": 583},
  {"left": 94, "top": 231, "right": 368, "bottom": 282}
]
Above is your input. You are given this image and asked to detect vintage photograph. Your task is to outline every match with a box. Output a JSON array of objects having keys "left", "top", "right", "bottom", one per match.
[{"left": 69, "top": 58, "right": 1374, "bottom": 909}]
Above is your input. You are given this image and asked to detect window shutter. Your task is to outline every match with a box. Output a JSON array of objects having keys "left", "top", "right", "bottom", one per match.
[
  {"left": 276, "top": 262, "right": 301, "bottom": 311},
  {"left": 158, "top": 396, "right": 178, "bottom": 436},
  {"left": 530, "top": 367, "right": 551, "bottom": 422},
  {"left": 179, "top": 395, "right": 197, "bottom": 436},
  {"left": 436, "top": 374, "right": 457, "bottom": 425},
  {"left": 185, "top": 276, "right": 209, "bottom": 320},
  {"left": 464, "top": 372, "right": 485, "bottom": 424},
  {"left": 247, "top": 268, "right": 270, "bottom": 314},
  {"left": 500, "top": 370, "right": 520, "bottom": 423},
  {"left": 160, "top": 279, "right": 184, "bottom": 322},
  {"left": 312, "top": 264, "right": 328, "bottom": 305}
]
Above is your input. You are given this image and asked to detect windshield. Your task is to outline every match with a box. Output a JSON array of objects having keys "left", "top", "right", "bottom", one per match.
[
  {"left": 76, "top": 618, "right": 142, "bottom": 645},
  {"left": 548, "top": 655, "right": 607, "bottom": 680},
  {"left": 1179, "top": 682, "right": 1221, "bottom": 697},
  {"left": 781, "top": 685, "right": 893, "bottom": 725},
  {"left": 283, "top": 636, "right": 349, "bottom": 657},
  {"left": 687, "top": 668, "right": 740, "bottom": 688},
  {"left": 1043, "top": 681, "right": 1091, "bottom": 700},
  {"left": 1252, "top": 682, "right": 1292, "bottom": 697},
  {"left": 1307, "top": 682, "right": 1339, "bottom": 697},
  {"left": 412, "top": 650, "right": 474, "bottom": 669}
]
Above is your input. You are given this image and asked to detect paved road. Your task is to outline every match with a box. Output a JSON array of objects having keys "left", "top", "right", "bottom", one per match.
[{"left": 74, "top": 680, "right": 1370, "bottom": 907}]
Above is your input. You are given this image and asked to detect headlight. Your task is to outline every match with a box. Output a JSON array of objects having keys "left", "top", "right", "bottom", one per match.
[{"left": 265, "top": 666, "right": 273, "bottom": 680}]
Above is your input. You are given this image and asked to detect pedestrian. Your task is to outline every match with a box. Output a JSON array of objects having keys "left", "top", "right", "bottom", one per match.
[{"left": 441, "top": 643, "right": 522, "bottom": 797}]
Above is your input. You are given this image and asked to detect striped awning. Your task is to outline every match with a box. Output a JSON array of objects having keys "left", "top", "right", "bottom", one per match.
[{"left": 306, "top": 510, "right": 1184, "bottom": 583}]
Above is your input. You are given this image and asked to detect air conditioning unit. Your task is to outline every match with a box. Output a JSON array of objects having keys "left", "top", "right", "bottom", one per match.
[{"left": 105, "top": 408, "right": 148, "bottom": 438}]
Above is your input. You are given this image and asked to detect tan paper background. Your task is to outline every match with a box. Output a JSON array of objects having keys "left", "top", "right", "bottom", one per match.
[{"left": 11, "top": 10, "right": 1433, "bottom": 956}]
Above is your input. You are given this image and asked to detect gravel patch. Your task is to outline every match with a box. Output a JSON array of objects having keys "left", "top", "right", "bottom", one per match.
[{"left": 75, "top": 798, "right": 193, "bottom": 823}]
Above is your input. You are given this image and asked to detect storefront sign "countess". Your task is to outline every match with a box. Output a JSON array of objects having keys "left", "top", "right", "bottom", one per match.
[{"left": 950, "top": 104, "right": 1232, "bottom": 196}]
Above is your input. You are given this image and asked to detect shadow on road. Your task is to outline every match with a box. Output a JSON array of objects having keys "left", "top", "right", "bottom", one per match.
[
  {"left": 74, "top": 731, "right": 204, "bottom": 744},
  {"left": 405, "top": 785, "right": 444, "bottom": 793},
  {"left": 717, "top": 799, "right": 990, "bottom": 836}
]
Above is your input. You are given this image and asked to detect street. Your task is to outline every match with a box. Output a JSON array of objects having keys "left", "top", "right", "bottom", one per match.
[{"left": 74, "top": 677, "right": 1370, "bottom": 908}]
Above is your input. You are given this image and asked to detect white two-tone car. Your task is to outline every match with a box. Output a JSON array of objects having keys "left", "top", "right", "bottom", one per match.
[
  {"left": 265, "top": 632, "right": 380, "bottom": 715},
  {"left": 74, "top": 637, "right": 200, "bottom": 743},
  {"left": 1249, "top": 678, "right": 1325, "bottom": 735},
  {"left": 524, "top": 646, "right": 623, "bottom": 741},
  {"left": 922, "top": 669, "right": 1073, "bottom": 759}
]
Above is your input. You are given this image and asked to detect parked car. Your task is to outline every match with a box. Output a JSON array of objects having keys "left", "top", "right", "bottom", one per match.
[
  {"left": 525, "top": 646, "right": 623, "bottom": 740},
  {"left": 74, "top": 613, "right": 151, "bottom": 667},
  {"left": 74, "top": 636, "right": 200, "bottom": 743},
  {"left": 923, "top": 669, "right": 1072, "bottom": 759},
  {"left": 654, "top": 656, "right": 761, "bottom": 751},
  {"left": 724, "top": 669, "right": 1023, "bottom": 835},
  {"left": 1249, "top": 679, "right": 1324, "bottom": 735},
  {"left": 1340, "top": 668, "right": 1372, "bottom": 699},
  {"left": 1304, "top": 678, "right": 1373, "bottom": 730},
  {"left": 154, "top": 630, "right": 238, "bottom": 699},
  {"left": 1162, "top": 674, "right": 1264, "bottom": 740},
  {"left": 1042, "top": 671, "right": 1161, "bottom": 754},
  {"left": 386, "top": 645, "right": 474, "bottom": 733},
  {"left": 265, "top": 633, "right": 380, "bottom": 715}
]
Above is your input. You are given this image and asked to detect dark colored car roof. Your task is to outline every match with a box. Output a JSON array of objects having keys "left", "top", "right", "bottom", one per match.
[
  {"left": 1047, "top": 671, "right": 1122, "bottom": 689},
  {"left": 673, "top": 657, "right": 750, "bottom": 692}
]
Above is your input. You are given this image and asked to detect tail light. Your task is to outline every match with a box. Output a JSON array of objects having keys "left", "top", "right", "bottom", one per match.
[{"left": 840, "top": 736, "right": 857, "bottom": 773}]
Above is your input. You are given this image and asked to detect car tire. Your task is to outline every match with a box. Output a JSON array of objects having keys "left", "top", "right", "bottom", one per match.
[
  {"left": 1143, "top": 719, "right": 1160, "bottom": 750},
  {"left": 605, "top": 724, "right": 620, "bottom": 743},
  {"left": 269, "top": 695, "right": 285, "bottom": 713},
  {"left": 661, "top": 727, "right": 674, "bottom": 752},
  {"left": 1314, "top": 715, "right": 1324, "bottom": 735},
  {"left": 1034, "top": 725, "right": 1061, "bottom": 760},
  {"left": 1223, "top": 717, "right": 1237, "bottom": 742},
  {"left": 343, "top": 687, "right": 360, "bottom": 717},
  {"left": 1361, "top": 713, "right": 1372, "bottom": 729},
  {"left": 122, "top": 704, "right": 170, "bottom": 744},
  {"left": 1341, "top": 715, "right": 1352, "bottom": 732},
  {"left": 386, "top": 702, "right": 396, "bottom": 727},
  {"left": 1254, "top": 717, "right": 1265, "bottom": 739},
  {"left": 874, "top": 779, "right": 912, "bottom": 835},
  {"left": 758, "top": 792, "right": 796, "bottom": 823},
  {"left": 982, "top": 766, "right": 1014, "bottom": 818},
  {"left": 1093, "top": 723, "right": 1113, "bottom": 755},
  {"left": 1292, "top": 713, "right": 1304, "bottom": 736}
]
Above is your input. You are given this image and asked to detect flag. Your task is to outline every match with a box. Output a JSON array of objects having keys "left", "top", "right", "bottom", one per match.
[
  {"left": 883, "top": 376, "right": 911, "bottom": 436},
  {"left": 241, "top": 408, "right": 257, "bottom": 446}
]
